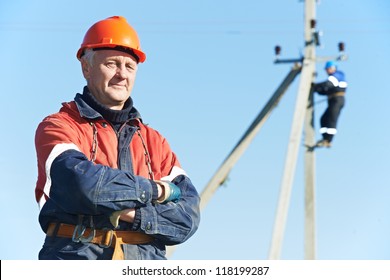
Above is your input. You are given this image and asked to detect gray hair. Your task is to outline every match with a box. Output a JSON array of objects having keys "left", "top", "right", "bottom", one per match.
[{"left": 82, "top": 48, "right": 96, "bottom": 67}]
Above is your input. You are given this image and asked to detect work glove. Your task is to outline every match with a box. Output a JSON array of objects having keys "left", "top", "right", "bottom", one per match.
[
  {"left": 110, "top": 210, "right": 122, "bottom": 227},
  {"left": 155, "top": 180, "right": 181, "bottom": 203}
]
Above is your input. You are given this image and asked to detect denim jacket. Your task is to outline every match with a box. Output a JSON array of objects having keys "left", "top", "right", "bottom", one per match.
[{"left": 35, "top": 93, "right": 200, "bottom": 260}]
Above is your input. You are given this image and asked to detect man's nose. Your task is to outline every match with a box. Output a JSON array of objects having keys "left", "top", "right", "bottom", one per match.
[{"left": 116, "top": 65, "right": 127, "bottom": 78}]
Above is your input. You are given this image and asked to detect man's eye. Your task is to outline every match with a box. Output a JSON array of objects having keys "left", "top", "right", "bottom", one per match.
[{"left": 106, "top": 62, "right": 116, "bottom": 68}]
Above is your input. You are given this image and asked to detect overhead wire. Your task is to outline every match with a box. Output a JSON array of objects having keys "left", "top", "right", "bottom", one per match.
[{"left": 0, "top": 18, "right": 388, "bottom": 34}]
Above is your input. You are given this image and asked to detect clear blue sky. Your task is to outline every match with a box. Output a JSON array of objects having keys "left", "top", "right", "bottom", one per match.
[{"left": 1, "top": 0, "right": 389, "bottom": 260}]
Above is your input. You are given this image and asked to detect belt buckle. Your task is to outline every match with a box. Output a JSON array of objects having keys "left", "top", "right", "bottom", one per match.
[
  {"left": 99, "top": 229, "right": 114, "bottom": 248},
  {"left": 72, "top": 224, "right": 95, "bottom": 243}
]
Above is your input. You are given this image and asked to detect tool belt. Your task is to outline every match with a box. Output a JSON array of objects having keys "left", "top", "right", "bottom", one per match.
[
  {"left": 328, "top": 91, "right": 345, "bottom": 99},
  {"left": 46, "top": 223, "right": 154, "bottom": 260}
]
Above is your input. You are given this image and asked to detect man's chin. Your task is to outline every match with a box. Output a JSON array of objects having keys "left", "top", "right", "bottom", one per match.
[
  {"left": 109, "top": 85, "right": 128, "bottom": 91},
  {"left": 107, "top": 88, "right": 130, "bottom": 98}
]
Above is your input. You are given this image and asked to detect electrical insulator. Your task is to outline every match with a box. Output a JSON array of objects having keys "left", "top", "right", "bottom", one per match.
[
  {"left": 338, "top": 42, "right": 345, "bottom": 52},
  {"left": 275, "top": 45, "right": 281, "bottom": 56},
  {"left": 310, "top": 19, "right": 316, "bottom": 29}
]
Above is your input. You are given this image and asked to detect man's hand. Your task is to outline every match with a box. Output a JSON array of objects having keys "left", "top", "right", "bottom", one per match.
[
  {"left": 110, "top": 208, "right": 135, "bottom": 227},
  {"left": 119, "top": 209, "right": 136, "bottom": 222}
]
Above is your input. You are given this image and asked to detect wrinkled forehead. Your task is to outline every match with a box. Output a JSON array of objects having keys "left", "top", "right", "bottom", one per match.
[{"left": 94, "top": 49, "right": 138, "bottom": 63}]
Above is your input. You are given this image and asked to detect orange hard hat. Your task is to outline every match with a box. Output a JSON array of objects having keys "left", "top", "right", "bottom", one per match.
[{"left": 77, "top": 16, "right": 146, "bottom": 63}]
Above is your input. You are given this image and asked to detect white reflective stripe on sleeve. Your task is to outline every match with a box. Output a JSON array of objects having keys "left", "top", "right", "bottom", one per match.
[
  {"left": 327, "top": 128, "right": 337, "bottom": 135},
  {"left": 319, "top": 127, "right": 337, "bottom": 135},
  {"left": 38, "top": 143, "right": 80, "bottom": 210},
  {"left": 161, "top": 166, "right": 187, "bottom": 182},
  {"left": 319, "top": 127, "right": 328, "bottom": 134},
  {"left": 338, "top": 81, "right": 348, "bottom": 88},
  {"left": 328, "top": 76, "right": 339, "bottom": 86},
  {"left": 38, "top": 195, "right": 46, "bottom": 209}
]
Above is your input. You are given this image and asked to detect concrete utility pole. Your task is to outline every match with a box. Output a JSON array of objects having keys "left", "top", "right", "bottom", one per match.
[
  {"left": 304, "top": 87, "right": 316, "bottom": 260},
  {"left": 268, "top": 0, "right": 317, "bottom": 260},
  {"left": 168, "top": 0, "right": 346, "bottom": 259}
]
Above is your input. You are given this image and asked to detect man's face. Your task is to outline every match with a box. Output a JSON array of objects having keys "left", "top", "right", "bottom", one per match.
[
  {"left": 82, "top": 49, "right": 138, "bottom": 110},
  {"left": 326, "top": 66, "right": 336, "bottom": 75}
]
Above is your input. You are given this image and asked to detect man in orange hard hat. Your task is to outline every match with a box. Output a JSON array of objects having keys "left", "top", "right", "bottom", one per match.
[{"left": 34, "top": 16, "right": 200, "bottom": 260}]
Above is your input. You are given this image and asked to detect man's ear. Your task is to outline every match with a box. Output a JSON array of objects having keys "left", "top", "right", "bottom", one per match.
[{"left": 81, "top": 59, "right": 91, "bottom": 80}]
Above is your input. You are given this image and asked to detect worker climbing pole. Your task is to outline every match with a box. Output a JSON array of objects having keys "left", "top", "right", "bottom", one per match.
[
  {"left": 168, "top": 0, "right": 347, "bottom": 259},
  {"left": 312, "top": 59, "right": 348, "bottom": 149},
  {"left": 269, "top": 0, "right": 347, "bottom": 259}
]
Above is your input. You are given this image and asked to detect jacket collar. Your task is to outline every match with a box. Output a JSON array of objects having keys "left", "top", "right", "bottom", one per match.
[{"left": 74, "top": 88, "right": 142, "bottom": 122}]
